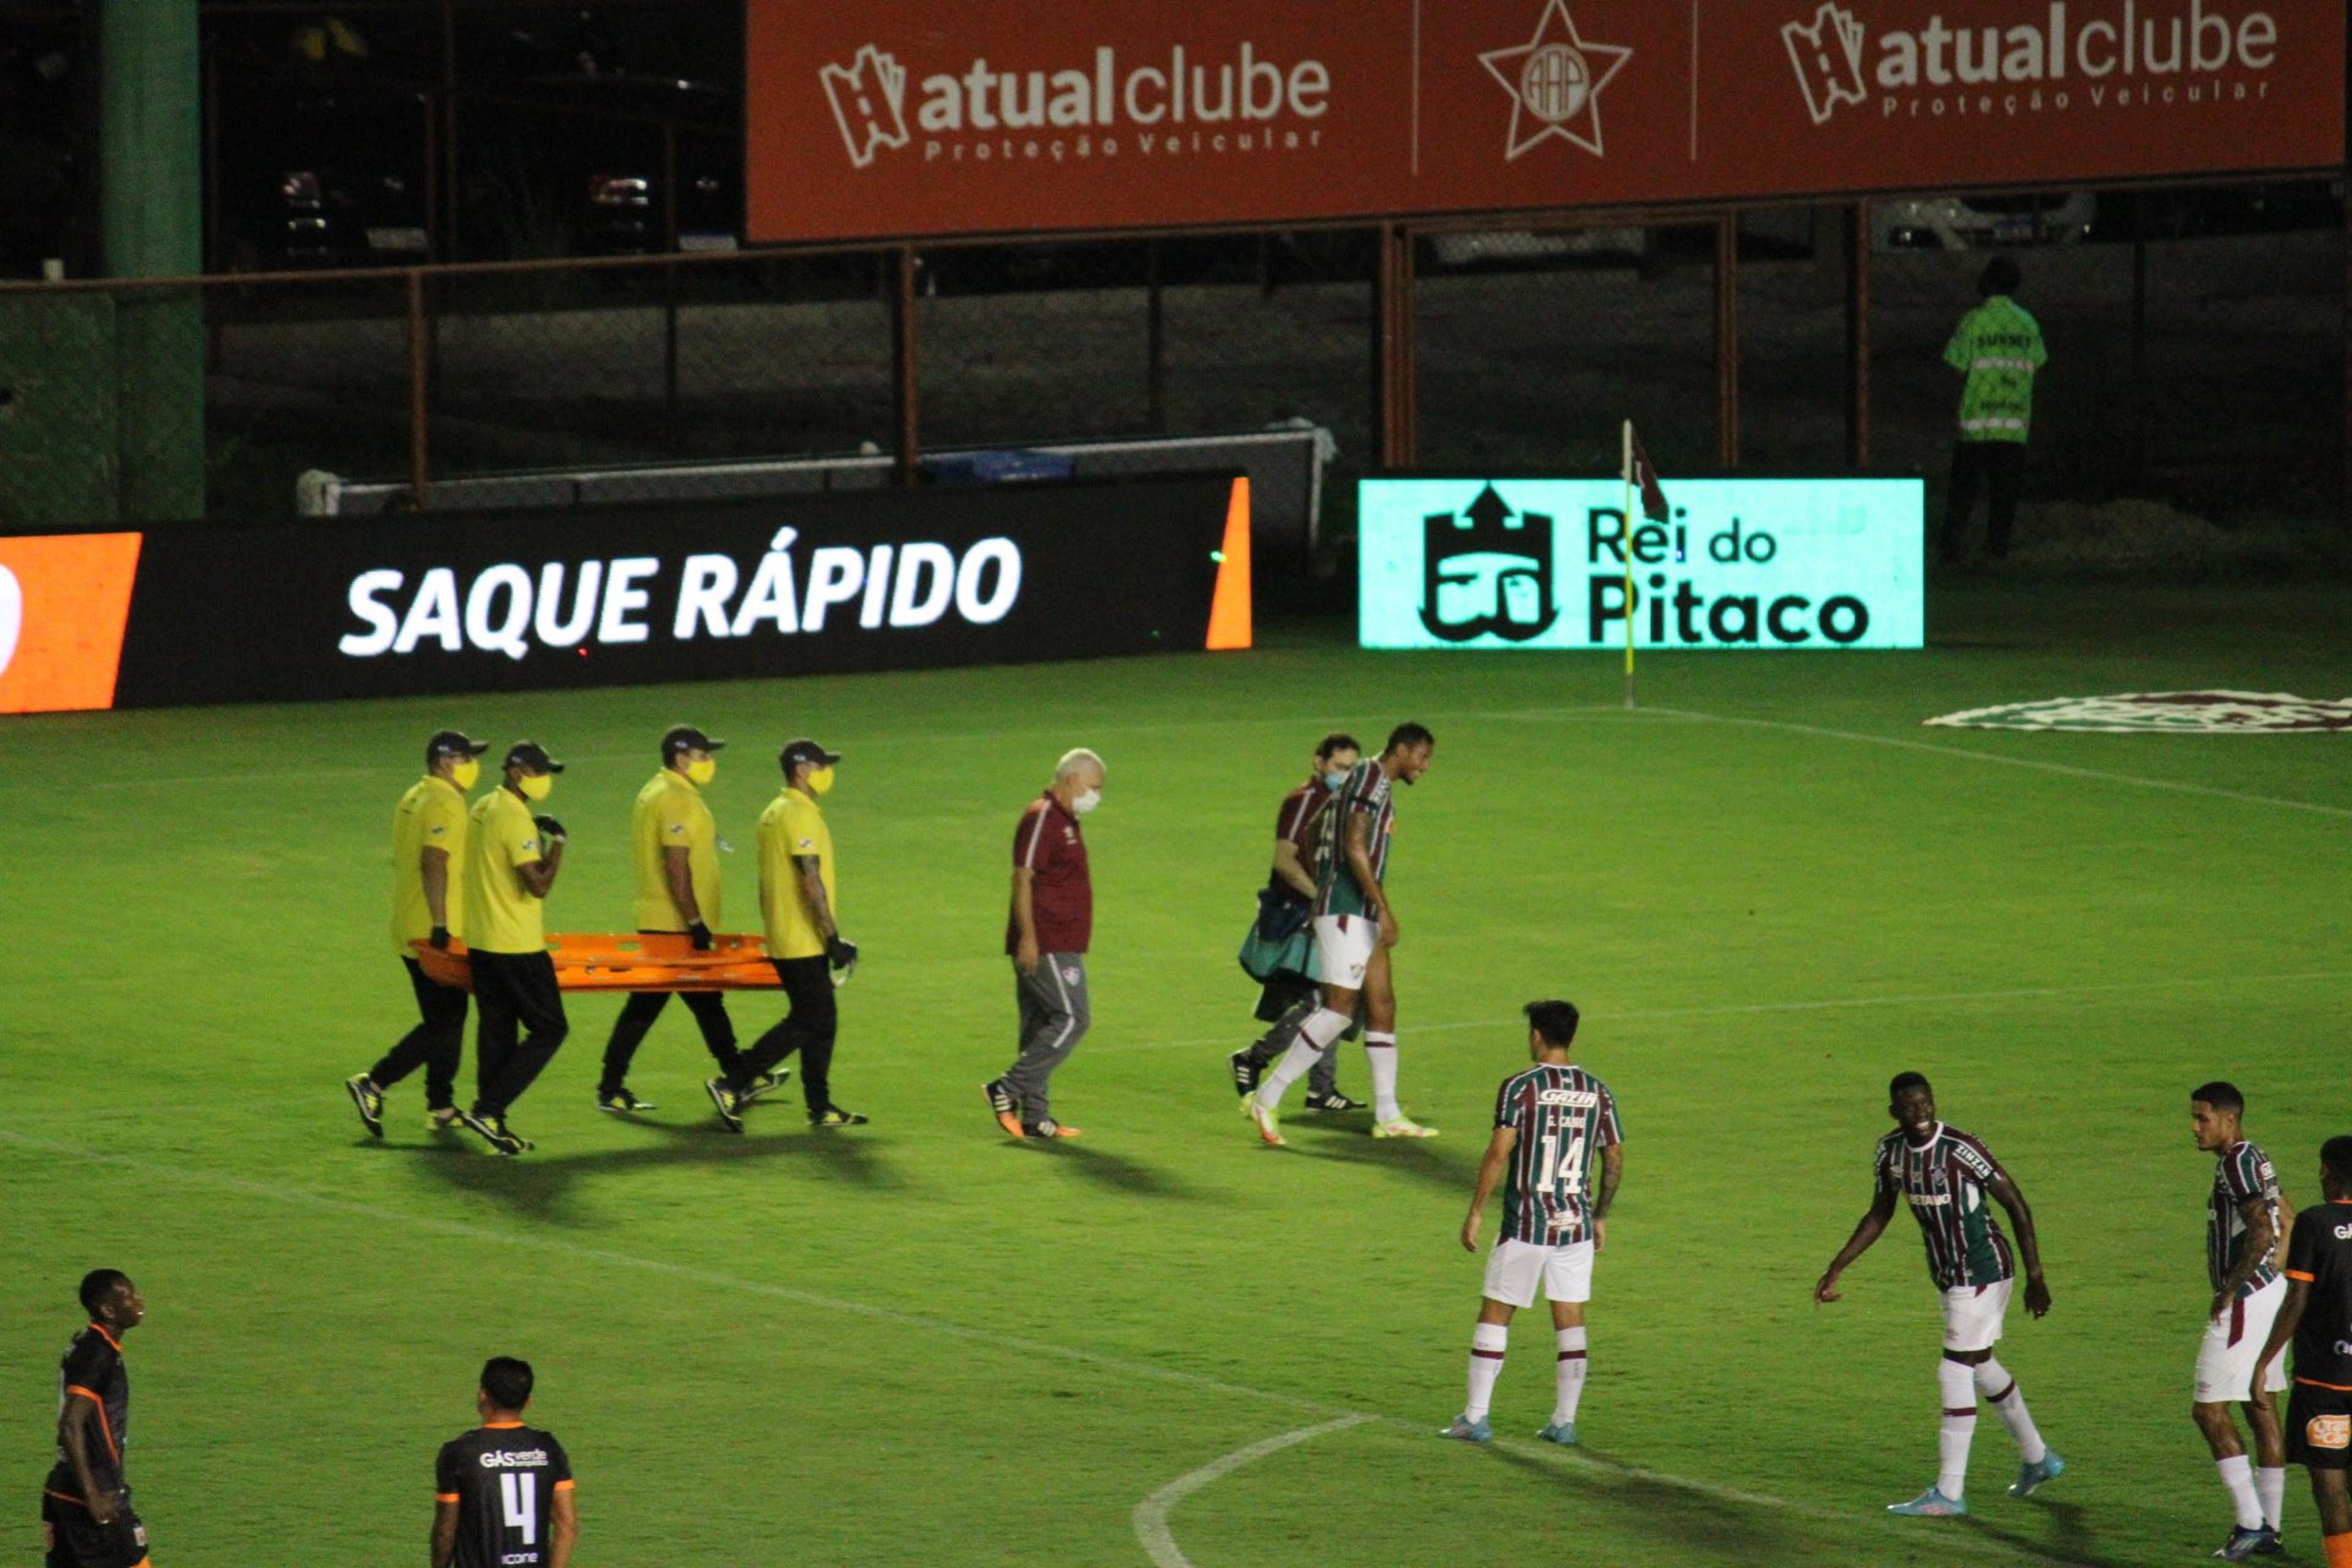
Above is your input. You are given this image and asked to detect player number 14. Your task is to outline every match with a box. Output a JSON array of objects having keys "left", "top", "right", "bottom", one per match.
[
  {"left": 1537, "top": 1131, "right": 1588, "bottom": 1197},
  {"left": 500, "top": 1472, "right": 538, "bottom": 1545}
]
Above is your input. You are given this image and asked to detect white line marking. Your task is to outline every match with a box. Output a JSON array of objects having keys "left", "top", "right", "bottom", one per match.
[
  {"left": 1134, "top": 1416, "right": 1375, "bottom": 1568},
  {"left": 80, "top": 707, "right": 1654, "bottom": 792},
  {"left": 0, "top": 1128, "right": 2092, "bottom": 1567},
  {"left": 1096, "top": 970, "right": 2352, "bottom": 1057},
  {"left": 1640, "top": 706, "right": 2352, "bottom": 820}
]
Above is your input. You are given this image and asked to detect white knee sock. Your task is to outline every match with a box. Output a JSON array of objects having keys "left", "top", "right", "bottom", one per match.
[
  {"left": 1937, "top": 1359, "right": 1978, "bottom": 1499},
  {"left": 1552, "top": 1327, "right": 1588, "bottom": 1426},
  {"left": 1257, "top": 1009, "right": 1348, "bottom": 1110},
  {"left": 1465, "top": 1323, "right": 1507, "bottom": 1422},
  {"left": 1365, "top": 1030, "right": 1401, "bottom": 1122},
  {"left": 2257, "top": 1464, "right": 2286, "bottom": 1531},
  {"left": 1975, "top": 1357, "right": 2047, "bottom": 1463},
  {"left": 2217, "top": 1454, "right": 2264, "bottom": 1531}
]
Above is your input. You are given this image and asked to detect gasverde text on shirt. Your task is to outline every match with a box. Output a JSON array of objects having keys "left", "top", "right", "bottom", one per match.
[{"left": 337, "top": 529, "right": 1023, "bottom": 662}]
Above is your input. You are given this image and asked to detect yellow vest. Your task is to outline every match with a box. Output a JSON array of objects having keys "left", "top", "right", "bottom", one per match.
[
  {"left": 462, "top": 788, "right": 550, "bottom": 954},
  {"left": 757, "top": 788, "right": 835, "bottom": 959},
  {"left": 390, "top": 775, "right": 469, "bottom": 957},
  {"left": 629, "top": 769, "right": 719, "bottom": 931}
]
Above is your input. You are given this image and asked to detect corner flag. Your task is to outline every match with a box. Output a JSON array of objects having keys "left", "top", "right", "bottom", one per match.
[
  {"left": 1626, "top": 426, "right": 1671, "bottom": 524},
  {"left": 1617, "top": 421, "right": 1672, "bottom": 709}
]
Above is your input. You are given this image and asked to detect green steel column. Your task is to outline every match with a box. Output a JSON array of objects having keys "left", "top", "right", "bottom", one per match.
[{"left": 100, "top": 0, "right": 204, "bottom": 521}]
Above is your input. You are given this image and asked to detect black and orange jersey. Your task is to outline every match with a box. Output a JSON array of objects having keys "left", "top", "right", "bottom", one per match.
[
  {"left": 43, "top": 1323, "right": 128, "bottom": 1504},
  {"left": 436, "top": 1422, "right": 572, "bottom": 1568},
  {"left": 2285, "top": 1200, "right": 2352, "bottom": 1390}
]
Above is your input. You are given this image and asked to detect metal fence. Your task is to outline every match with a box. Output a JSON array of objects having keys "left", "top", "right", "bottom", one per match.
[{"left": 1, "top": 182, "right": 2345, "bottom": 552}]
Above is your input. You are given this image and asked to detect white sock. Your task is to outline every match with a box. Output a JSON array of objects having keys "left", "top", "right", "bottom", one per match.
[
  {"left": 2218, "top": 1454, "right": 2264, "bottom": 1531},
  {"left": 1975, "top": 1357, "right": 2047, "bottom": 1464},
  {"left": 1937, "top": 1359, "right": 1977, "bottom": 1499},
  {"left": 1257, "top": 1009, "right": 1346, "bottom": 1110},
  {"left": 2257, "top": 1464, "right": 2286, "bottom": 1531},
  {"left": 1552, "top": 1327, "right": 1588, "bottom": 1427},
  {"left": 1465, "top": 1323, "right": 1507, "bottom": 1423},
  {"left": 1365, "top": 1030, "right": 1401, "bottom": 1123}
]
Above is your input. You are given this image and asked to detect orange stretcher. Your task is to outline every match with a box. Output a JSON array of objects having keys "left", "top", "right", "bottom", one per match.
[{"left": 412, "top": 932, "right": 785, "bottom": 993}]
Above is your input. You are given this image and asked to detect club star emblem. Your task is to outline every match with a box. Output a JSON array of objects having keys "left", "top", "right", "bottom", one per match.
[{"left": 1479, "top": 0, "right": 1632, "bottom": 161}]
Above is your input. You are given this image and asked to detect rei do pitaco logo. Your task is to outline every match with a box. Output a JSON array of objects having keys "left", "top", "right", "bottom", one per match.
[
  {"left": 1782, "top": 0, "right": 2288, "bottom": 128},
  {"left": 1479, "top": 0, "right": 1633, "bottom": 159}
]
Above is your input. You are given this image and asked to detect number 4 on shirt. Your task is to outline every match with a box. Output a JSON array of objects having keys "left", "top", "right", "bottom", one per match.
[{"left": 501, "top": 1472, "right": 538, "bottom": 1545}]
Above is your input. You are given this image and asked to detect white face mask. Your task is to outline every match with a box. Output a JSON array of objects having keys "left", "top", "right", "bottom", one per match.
[{"left": 1072, "top": 786, "right": 1102, "bottom": 816}]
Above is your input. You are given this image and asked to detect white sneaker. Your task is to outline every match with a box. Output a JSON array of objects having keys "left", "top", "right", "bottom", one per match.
[
  {"left": 1373, "top": 1115, "right": 1438, "bottom": 1139},
  {"left": 1246, "top": 1096, "right": 1285, "bottom": 1147}
]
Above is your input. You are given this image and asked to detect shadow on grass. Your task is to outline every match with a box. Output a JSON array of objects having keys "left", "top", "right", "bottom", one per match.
[
  {"left": 1289, "top": 1121, "right": 1478, "bottom": 1191},
  {"left": 1482, "top": 1441, "right": 2116, "bottom": 1568},
  {"left": 1954, "top": 1497, "right": 2131, "bottom": 1568},
  {"left": 1011, "top": 1138, "right": 1210, "bottom": 1201},
  {"left": 398, "top": 1118, "right": 907, "bottom": 1224},
  {"left": 1478, "top": 1442, "right": 1809, "bottom": 1562}
]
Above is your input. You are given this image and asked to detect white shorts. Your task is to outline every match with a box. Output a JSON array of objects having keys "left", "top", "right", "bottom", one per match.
[
  {"left": 1940, "top": 1279, "right": 2011, "bottom": 1352},
  {"left": 2196, "top": 1275, "right": 2291, "bottom": 1403},
  {"left": 1310, "top": 914, "right": 1376, "bottom": 991},
  {"left": 1482, "top": 1238, "right": 1594, "bottom": 1309}
]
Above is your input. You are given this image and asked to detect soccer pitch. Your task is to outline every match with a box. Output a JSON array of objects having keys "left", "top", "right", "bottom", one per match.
[{"left": 2, "top": 579, "right": 2342, "bottom": 1568}]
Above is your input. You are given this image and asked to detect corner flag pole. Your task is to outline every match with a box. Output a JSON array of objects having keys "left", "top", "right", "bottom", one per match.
[{"left": 1620, "top": 419, "right": 1637, "bottom": 709}]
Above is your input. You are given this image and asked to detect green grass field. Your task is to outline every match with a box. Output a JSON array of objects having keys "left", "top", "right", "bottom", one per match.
[{"left": 2, "top": 580, "right": 2344, "bottom": 1568}]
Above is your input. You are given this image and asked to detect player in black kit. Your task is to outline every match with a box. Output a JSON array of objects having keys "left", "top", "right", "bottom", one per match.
[
  {"left": 39, "top": 1270, "right": 149, "bottom": 1568},
  {"left": 433, "top": 1358, "right": 576, "bottom": 1568},
  {"left": 2252, "top": 1136, "right": 2352, "bottom": 1568}
]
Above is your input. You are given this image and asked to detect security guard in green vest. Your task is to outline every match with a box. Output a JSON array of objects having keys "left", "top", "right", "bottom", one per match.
[{"left": 1941, "top": 256, "right": 2047, "bottom": 564}]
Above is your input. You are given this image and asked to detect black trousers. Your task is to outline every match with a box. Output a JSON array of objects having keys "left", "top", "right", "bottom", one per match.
[
  {"left": 598, "top": 933, "right": 745, "bottom": 1093},
  {"left": 1943, "top": 440, "right": 2027, "bottom": 561},
  {"left": 470, "top": 949, "right": 568, "bottom": 1120},
  {"left": 371, "top": 957, "right": 469, "bottom": 1111},
  {"left": 741, "top": 956, "right": 835, "bottom": 1112}
]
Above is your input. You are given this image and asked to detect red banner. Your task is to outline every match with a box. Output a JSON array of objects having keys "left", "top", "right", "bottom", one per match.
[{"left": 745, "top": 0, "right": 2344, "bottom": 243}]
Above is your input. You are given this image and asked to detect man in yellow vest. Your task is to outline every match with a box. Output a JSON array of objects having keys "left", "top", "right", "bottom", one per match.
[
  {"left": 347, "top": 729, "right": 486, "bottom": 1138},
  {"left": 707, "top": 737, "right": 864, "bottom": 1132},
  {"left": 459, "top": 741, "right": 569, "bottom": 1156},
  {"left": 1942, "top": 256, "right": 2047, "bottom": 564},
  {"left": 595, "top": 725, "right": 753, "bottom": 1114}
]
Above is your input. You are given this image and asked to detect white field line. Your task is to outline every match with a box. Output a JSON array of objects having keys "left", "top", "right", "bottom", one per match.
[
  {"left": 78, "top": 706, "right": 1657, "bottom": 793},
  {"left": 1633, "top": 706, "right": 2352, "bottom": 820},
  {"left": 1093, "top": 970, "right": 2352, "bottom": 1057},
  {"left": 0, "top": 1128, "right": 2096, "bottom": 1567},
  {"left": 1133, "top": 1415, "right": 1376, "bottom": 1568}
]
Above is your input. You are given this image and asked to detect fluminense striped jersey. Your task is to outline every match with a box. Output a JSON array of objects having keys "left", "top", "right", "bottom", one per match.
[
  {"left": 1874, "top": 1123, "right": 2016, "bottom": 1290},
  {"left": 1312, "top": 760, "right": 1393, "bottom": 919},
  {"left": 1494, "top": 1065, "right": 1623, "bottom": 1247},
  {"left": 2209, "top": 1140, "right": 2284, "bottom": 1300}
]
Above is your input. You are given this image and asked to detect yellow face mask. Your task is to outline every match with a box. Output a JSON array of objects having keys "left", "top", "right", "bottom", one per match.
[
  {"left": 518, "top": 772, "right": 554, "bottom": 802},
  {"left": 805, "top": 764, "right": 836, "bottom": 796},
  {"left": 450, "top": 758, "right": 481, "bottom": 791},
  {"left": 685, "top": 758, "right": 717, "bottom": 786}
]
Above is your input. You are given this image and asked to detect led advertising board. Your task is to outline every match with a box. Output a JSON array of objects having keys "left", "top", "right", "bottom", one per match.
[
  {"left": 748, "top": 0, "right": 2345, "bottom": 243},
  {"left": 0, "top": 475, "right": 1252, "bottom": 714},
  {"left": 1359, "top": 477, "right": 1924, "bottom": 650}
]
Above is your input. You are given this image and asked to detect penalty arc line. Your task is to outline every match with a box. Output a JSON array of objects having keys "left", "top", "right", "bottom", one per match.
[
  {"left": 1134, "top": 1416, "right": 1376, "bottom": 1568},
  {"left": 0, "top": 1128, "right": 2093, "bottom": 1568}
]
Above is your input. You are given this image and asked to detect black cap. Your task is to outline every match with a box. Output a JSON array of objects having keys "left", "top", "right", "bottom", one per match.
[
  {"left": 503, "top": 740, "right": 565, "bottom": 774},
  {"left": 778, "top": 737, "right": 842, "bottom": 773},
  {"left": 425, "top": 729, "right": 490, "bottom": 765},
  {"left": 662, "top": 724, "right": 726, "bottom": 759}
]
